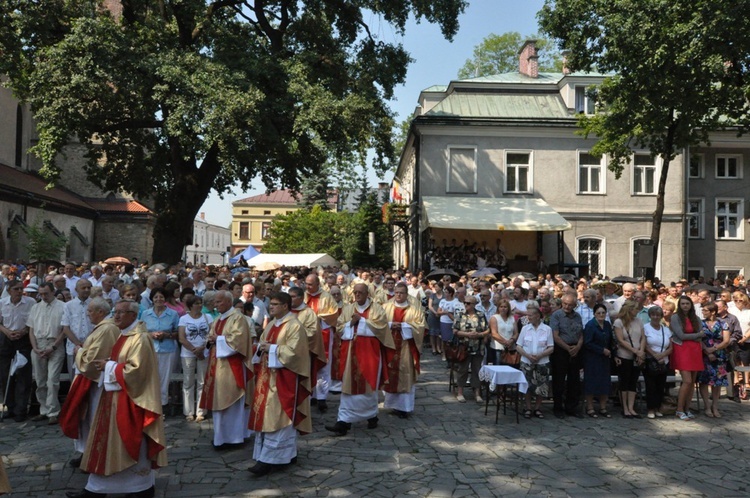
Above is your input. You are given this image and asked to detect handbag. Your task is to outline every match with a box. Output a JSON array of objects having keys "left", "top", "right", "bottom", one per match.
[
  {"left": 500, "top": 348, "right": 520, "bottom": 365},
  {"left": 645, "top": 326, "right": 668, "bottom": 374},
  {"left": 444, "top": 335, "right": 468, "bottom": 362}
]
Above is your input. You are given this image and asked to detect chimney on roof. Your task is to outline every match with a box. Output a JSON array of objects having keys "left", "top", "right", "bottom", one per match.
[
  {"left": 518, "top": 40, "right": 539, "bottom": 78},
  {"left": 200, "top": 212, "right": 205, "bottom": 220},
  {"left": 562, "top": 50, "right": 571, "bottom": 76}
]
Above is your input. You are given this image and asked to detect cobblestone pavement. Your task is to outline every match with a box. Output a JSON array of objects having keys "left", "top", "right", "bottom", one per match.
[{"left": 2, "top": 352, "right": 749, "bottom": 497}]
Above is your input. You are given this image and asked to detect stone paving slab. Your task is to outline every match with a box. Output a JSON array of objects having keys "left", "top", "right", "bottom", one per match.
[{"left": 2, "top": 351, "right": 750, "bottom": 496}]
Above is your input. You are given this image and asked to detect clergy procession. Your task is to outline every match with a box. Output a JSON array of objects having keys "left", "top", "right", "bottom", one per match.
[{"left": 0, "top": 262, "right": 427, "bottom": 497}]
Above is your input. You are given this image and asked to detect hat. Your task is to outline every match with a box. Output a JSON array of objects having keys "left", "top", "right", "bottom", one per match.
[{"left": 24, "top": 283, "right": 39, "bottom": 294}]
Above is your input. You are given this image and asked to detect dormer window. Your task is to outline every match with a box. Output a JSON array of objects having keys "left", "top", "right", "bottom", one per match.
[{"left": 575, "top": 86, "right": 596, "bottom": 115}]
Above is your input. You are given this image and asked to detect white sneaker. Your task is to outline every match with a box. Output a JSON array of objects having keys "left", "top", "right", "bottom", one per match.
[
  {"left": 456, "top": 394, "right": 466, "bottom": 403},
  {"left": 686, "top": 411, "right": 696, "bottom": 419}
]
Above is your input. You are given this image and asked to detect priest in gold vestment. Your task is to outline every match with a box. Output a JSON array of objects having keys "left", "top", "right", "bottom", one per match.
[
  {"left": 65, "top": 299, "right": 166, "bottom": 498},
  {"left": 199, "top": 290, "right": 254, "bottom": 448},
  {"left": 249, "top": 292, "right": 311, "bottom": 476},
  {"left": 303, "top": 274, "right": 339, "bottom": 412},
  {"left": 382, "top": 283, "right": 426, "bottom": 418},
  {"left": 59, "top": 298, "right": 120, "bottom": 469},
  {"left": 325, "top": 284, "right": 393, "bottom": 436}
]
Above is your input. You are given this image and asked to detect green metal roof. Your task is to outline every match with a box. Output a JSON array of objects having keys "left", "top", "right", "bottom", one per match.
[
  {"left": 425, "top": 92, "right": 570, "bottom": 119},
  {"left": 422, "top": 85, "right": 448, "bottom": 92},
  {"left": 460, "top": 72, "right": 564, "bottom": 84}
]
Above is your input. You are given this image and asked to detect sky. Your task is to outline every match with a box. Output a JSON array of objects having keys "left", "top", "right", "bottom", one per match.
[{"left": 199, "top": 0, "right": 547, "bottom": 227}]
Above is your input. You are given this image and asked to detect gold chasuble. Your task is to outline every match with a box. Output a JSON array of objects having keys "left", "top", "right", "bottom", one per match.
[
  {"left": 81, "top": 322, "right": 167, "bottom": 476},
  {"left": 60, "top": 318, "right": 121, "bottom": 439},
  {"left": 250, "top": 314, "right": 312, "bottom": 434},
  {"left": 304, "top": 290, "right": 339, "bottom": 328},
  {"left": 336, "top": 301, "right": 393, "bottom": 395},
  {"left": 382, "top": 302, "right": 426, "bottom": 393},
  {"left": 291, "top": 306, "right": 327, "bottom": 380},
  {"left": 200, "top": 309, "right": 254, "bottom": 411}
]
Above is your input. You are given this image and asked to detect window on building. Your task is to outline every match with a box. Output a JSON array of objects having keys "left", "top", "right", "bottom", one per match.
[
  {"left": 241, "top": 210, "right": 248, "bottom": 214},
  {"left": 578, "top": 152, "right": 604, "bottom": 194},
  {"left": 716, "top": 154, "right": 742, "bottom": 179},
  {"left": 716, "top": 199, "right": 743, "bottom": 240},
  {"left": 239, "top": 222, "right": 249, "bottom": 240},
  {"left": 687, "top": 199, "right": 704, "bottom": 239},
  {"left": 287, "top": 211, "right": 293, "bottom": 215},
  {"left": 715, "top": 267, "right": 744, "bottom": 283},
  {"left": 689, "top": 154, "right": 704, "bottom": 178},
  {"left": 261, "top": 222, "right": 271, "bottom": 240},
  {"left": 633, "top": 154, "right": 657, "bottom": 195},
  {"left": 574, "top": 86, "right": 596, "bottom": 115},
  {"left": 505, "top": 151, "right": 532, "bottom": 193},
  {"left": 446, "top": 146, "right": 477, "bottom": 193},
  {"left": 577, "top": 237, "right": 603, "bottom": 275},
  {"left": 263, "top": 210, "right": 271, "bottom": 215}
]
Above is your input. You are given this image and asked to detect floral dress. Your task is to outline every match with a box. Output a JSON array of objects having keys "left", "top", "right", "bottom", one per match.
[
  {"left": 453, "top": 311, "right": 488, "bottom": 356},
  {"left": 697, "top": 320, "right": 729, "bottom": 387}
]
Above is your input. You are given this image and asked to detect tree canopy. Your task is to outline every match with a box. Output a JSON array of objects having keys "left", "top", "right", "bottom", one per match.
[
  {"left": 457, "top": 31, "right": 562, "bottom": 79},
  {"left": 0, "top": 0, "right": 466, "bottom": 262},
  {"left": 539, "top": 0, "right": 750, "bottom": 274}
]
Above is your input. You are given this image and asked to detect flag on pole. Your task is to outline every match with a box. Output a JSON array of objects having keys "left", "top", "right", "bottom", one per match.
[{"left": 8, "top": 351, "right": 28, "bottom": 377}]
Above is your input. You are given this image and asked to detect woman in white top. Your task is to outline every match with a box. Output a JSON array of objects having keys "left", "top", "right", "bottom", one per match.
[
  {"left": 643, "top": 306, "right": 673, "bottom": 419},
  {"left": 178, "top": 294, "right": 213, "bottom": 422},
  {"left": 730, "top": 291, "right": 750, "bottom": 394},
  {"left": 488, "top": 298, "right": 517, "bottom": 365},
  {"left": 516, "top": 302, "right": 554, "bottom": 419},
  {"left": 437, "top": 286, "right": 462, "bottom": 360}
]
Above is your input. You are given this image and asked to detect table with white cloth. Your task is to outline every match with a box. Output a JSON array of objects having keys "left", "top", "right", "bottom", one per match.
[{"left": 478, "top": 365, "right": 529, "bottom": 424}]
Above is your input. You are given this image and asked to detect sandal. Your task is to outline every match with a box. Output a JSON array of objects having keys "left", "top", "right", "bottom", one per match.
[
  {"left": 534, "top": 410, "right": 544, "bottom": 419},
  {"left": 598, "top": 409, "right": 612, "bottom": 418},
  {"left": 523, "top": 409, "right": 532, "bottom": 419},
  {"left": 587, "top": 409, "right": 598, "bottom": 418}
]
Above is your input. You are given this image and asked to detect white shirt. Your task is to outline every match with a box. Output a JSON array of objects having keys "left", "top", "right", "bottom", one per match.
[
  {"left": 61, "top": 297, "right": 94, "bottom": 355},
  {"left": 0, "top": 295, "right": 36, "bottom": 331},
  {"left": 88, "top": 275, "right": 105, "bottom": 287},
  {"left": 179, "top": 313, "right": 213, "bottom": 358},
  {"left": 517, "top": 322, "right": 554, "bottom": 365},
  {"left": 490, "top": 314, "right": 515, "bottom": 350},
  {"left": 64, "top": 275, "right": 81, "bottom": 298},
  {"left": 102, "top": 287, "right": 120, "bottom": 305},
  {"left": 644, "top": 323, "right": 672, "bottom": 364},
  {"left": 26, "top": 299, "right": 65, "bottom": 341},
  {"left": 438, "top": 298, "right": 463, "bottom": 324}
]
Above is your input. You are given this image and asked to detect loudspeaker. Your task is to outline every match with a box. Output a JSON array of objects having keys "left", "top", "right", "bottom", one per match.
[{"left": 636, "top": 241, "right": 654, "bottom": 268}]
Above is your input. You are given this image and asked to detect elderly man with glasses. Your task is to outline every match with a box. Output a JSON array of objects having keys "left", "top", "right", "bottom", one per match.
[{"left": 0, "top": 281, "right": 36, "bottom": 422}]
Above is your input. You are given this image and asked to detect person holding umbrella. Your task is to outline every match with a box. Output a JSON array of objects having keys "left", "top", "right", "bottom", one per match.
[{"left": 0, "top": 280, "right": 36, "bottom": 422}]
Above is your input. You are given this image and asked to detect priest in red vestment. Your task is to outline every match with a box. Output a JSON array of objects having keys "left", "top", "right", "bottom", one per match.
[
  {"left": 249, "top": 292, "right": 311, "bottom": 476},
  {"left": 382, "top": 282, "right": 426, "bottom": 418},
  {"left": 65, "top": 299, "right": 166, "bottom": 498},
  {"left": 325, "top": 284, "right": 393, "bottom": 436},
  {"left": 303, "top": 274, "right": 339, "bottom": 412}
]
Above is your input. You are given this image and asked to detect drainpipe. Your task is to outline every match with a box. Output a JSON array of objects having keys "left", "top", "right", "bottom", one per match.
[{"left": 683, "top": 145, "right": 689, "bottom": 279}]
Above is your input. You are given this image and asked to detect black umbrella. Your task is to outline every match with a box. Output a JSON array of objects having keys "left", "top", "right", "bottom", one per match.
[
  {"left": 556, "top": 273, "right": 577, "bottom": 282},
  {"left": 426, "top": 268, "right": 460, "bottom": 283},
  {"left": 689, "top": 283, "right": 722, "bottom": 293},
  {"left": 612, "top": 275, "right": 638, "bottom": 284}
]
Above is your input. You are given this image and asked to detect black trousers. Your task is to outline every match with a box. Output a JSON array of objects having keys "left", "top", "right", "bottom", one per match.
[
  {"left": 551, "top": 346, "right": 582, "bottom": 413},
  {"left": 644, "top": 371, "right": 667, "bottom": 410},
  {"left": 0, "top": 334, "right": 33, "bottom": 417}
]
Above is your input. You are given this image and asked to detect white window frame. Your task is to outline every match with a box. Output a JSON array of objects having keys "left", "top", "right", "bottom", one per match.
[
  {"left": 577, "top": 151, "right": 606, "bottom": 194},
  {"left": 503, "top": 150, "right": 533, "bottom": 194},
  {"left": 689, "top": 153, "right": 704, "bottom": 179},
  {"left": 631, "top": 153, "right": 660, "bottom": 196},
  {"left": 715, "top": 198, "right": 744, "bottom": 240},
  {"left": 687, "top": 198, "right": 704, "bottom": 239},
  {"left": 574, "top": 86, "right": 596, "bottom": 115},
  {"left": 715, "top": 154, "right": 743, "bottom": 179},
  {"left": 629, "top": 236, "right": 661, "bottom": 277},
  {"left": 715, "top": 267, "right": 744, "bottom": 282},
  {"left": 446, "top": 145, "right": 478, "bottom": 194},
  {"left": 576, "top": 235, "right": 605, "bottom": 276}
]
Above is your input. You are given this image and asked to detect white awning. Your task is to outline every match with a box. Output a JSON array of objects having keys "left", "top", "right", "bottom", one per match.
[
  {"left": 422, "top": 196, "right": 571, "bottom": 231},
  {"left": 245, "top": 253, "right": 340, "bottom": 268}
]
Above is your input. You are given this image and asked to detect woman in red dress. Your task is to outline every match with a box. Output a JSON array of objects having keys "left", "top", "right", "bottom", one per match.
[{"left": 669, "top": 296, "right": 705, "bottom": 420}]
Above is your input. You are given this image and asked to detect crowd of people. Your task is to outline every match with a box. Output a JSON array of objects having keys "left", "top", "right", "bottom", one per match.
[{"left": 1, "top": 259, "right": 749, "bottom": 496}]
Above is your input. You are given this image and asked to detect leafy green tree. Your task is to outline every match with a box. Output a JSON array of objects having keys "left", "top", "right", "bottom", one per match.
[
  {"left": 12, "top": 214, "right": 68, "bottom": 262},
  {"left": 0, "top": 0, "right": 466, "bottom": 263},
  {"left": 457, "top": 32, "right": 562, "bottom": 79},
  {"left": 262, "top": 205, "right": 349, "bottom": 259},
  {"left": 539, "top": 0, "right": 749, "bottom": 275}
]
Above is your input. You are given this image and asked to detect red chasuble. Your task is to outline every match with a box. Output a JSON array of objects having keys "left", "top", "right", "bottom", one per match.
[
  {"left": 339, "top": 308, "right": 383, "bottom": 394},
  {"left": 59, "top": 375, "right": 93, "bottom": 438}
]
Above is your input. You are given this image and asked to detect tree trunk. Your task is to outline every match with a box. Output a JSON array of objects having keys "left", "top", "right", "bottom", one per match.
[
  {"left": 150, "top": 150, "right": 220, "bottom": 263},
  {"left": 648, "top": 122, "right": 678, "bottom": 279}
]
